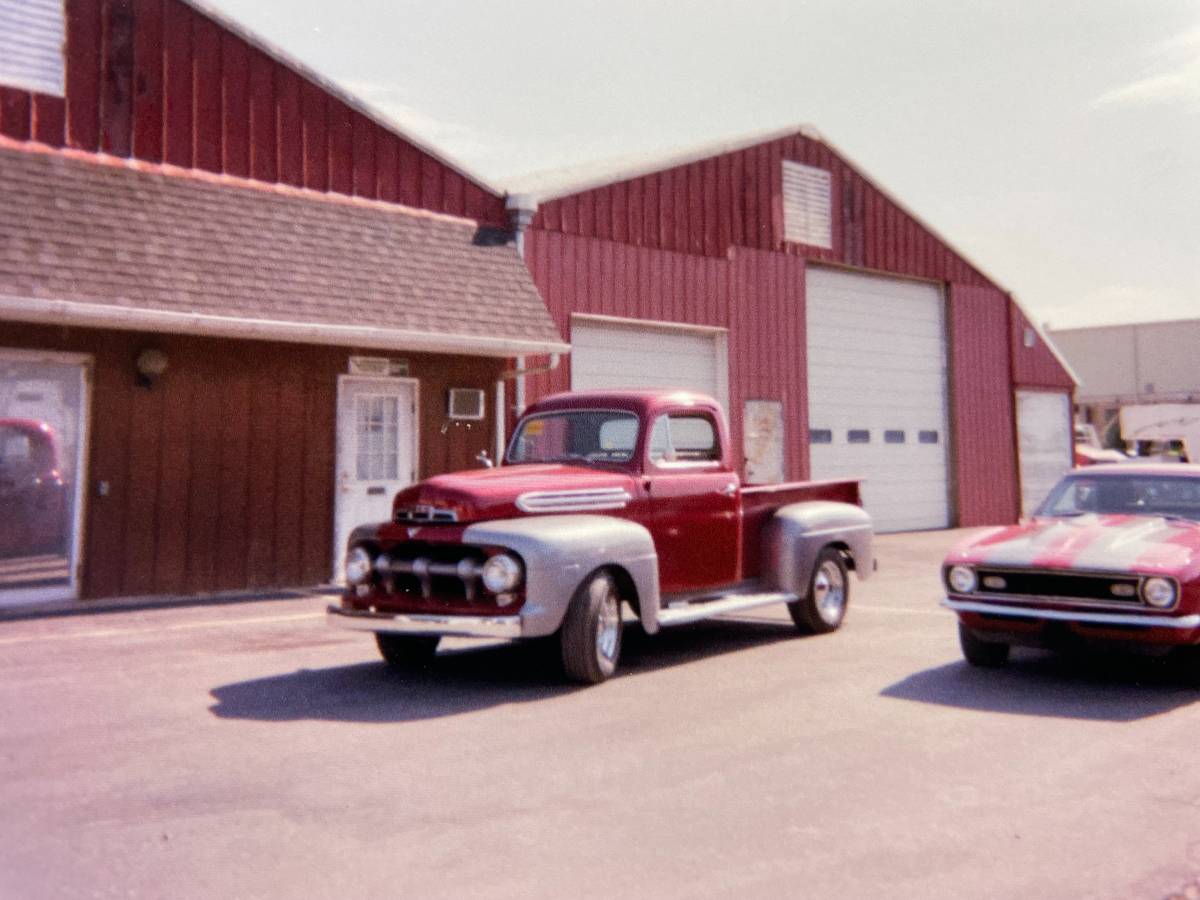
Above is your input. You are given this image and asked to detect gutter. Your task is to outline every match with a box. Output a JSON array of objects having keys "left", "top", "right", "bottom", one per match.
[{"left": 0, "top": 294, "right": 570, "bottom": 359}]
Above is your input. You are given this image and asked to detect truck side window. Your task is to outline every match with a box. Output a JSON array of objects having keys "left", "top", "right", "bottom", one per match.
[
  {"left": 649, "top": 413, "right": 720, "bottom": 465},
  {"left": 648, "top": 416, "right": 673, "bottom": 463}
]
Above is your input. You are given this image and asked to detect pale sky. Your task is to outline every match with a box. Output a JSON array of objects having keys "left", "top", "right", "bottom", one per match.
[{"left": 211, "top": 0, "right": 1199, "bottom": 329}]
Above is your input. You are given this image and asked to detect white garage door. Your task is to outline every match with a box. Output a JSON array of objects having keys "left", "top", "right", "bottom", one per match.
[
  {"left": 807, "top": 268, "right": 950, "bottom": 532},
  {"left": 570, "top": 317, "right": 728, "bottom": 408},
  {"left": 1016, "top": 390, "right": 1072, "bottom": 516}
]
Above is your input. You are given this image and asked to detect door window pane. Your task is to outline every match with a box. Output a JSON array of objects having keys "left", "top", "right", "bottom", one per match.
[
  {"left": 356, "top": 395, "right": 400, "bottom": 481},
  {"left": 0, "top": 357, "right": 83, "bottom": 600}
]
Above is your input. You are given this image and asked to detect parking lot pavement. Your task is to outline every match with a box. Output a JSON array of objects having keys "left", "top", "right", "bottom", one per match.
[{"left": 2, "top": 528, "right": 1200, "bottom": 899}]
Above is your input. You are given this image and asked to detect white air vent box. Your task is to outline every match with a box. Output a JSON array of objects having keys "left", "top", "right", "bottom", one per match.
[
  {"left": 782, "top": 160, "right": 833, "bottom": 249},
  {"left": 448, "top": 388, "right": 485, "bottom": 420}
]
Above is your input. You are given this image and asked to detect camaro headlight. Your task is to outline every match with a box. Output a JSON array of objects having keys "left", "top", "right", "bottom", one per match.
[
  {"left": 947, "top": 565, "right": 977, "bottom": 594},
  {"left": 344, "top": 546, "right": 374, "bottom": 586},
  {"left": 1141, "top": 577, "right": 1177, "bottom": 609},
  {"left": 481, "top": 553, "right": 523, "bottom": 593}
]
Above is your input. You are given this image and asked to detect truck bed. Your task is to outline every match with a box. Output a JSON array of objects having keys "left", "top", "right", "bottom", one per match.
[{"left": 740, "top": 478, "right": 863, "bottom": 580}]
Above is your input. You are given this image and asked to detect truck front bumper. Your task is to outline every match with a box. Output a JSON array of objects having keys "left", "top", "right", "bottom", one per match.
[{"left": 327, "top": 605, "right": 523, "bottom": 640}]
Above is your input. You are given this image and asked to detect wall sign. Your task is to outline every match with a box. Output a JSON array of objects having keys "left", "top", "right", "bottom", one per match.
[{"left": 744, "top": 400, "right": 785, "bottom": 484}]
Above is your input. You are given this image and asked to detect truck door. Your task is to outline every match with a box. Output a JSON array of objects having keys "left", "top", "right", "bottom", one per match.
[{"left": 644, "top": 410, "right": 740, "bottom": 594}]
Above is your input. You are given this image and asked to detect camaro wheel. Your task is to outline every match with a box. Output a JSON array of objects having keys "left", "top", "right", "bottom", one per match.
[
  {"left": 560, "top": 570, "right": 623, "bottom": 684},
  {"left": 375, "top": 633, "right": 440, "bottom": 671},
  {"left": 957, "top": 622, "right": 1010, "bottom": 668},
  {"left": 789, "top": 548, "right": 849, "bottom": 634}
]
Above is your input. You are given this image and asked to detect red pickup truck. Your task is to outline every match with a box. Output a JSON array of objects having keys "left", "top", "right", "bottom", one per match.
[{"left": 328, "top": 390, "right": 874, "bottom": 683}]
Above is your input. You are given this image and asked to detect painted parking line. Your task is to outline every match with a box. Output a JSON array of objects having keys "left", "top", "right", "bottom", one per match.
[{"left": 0, "top": 611, "right": 325, "bottom": 647}]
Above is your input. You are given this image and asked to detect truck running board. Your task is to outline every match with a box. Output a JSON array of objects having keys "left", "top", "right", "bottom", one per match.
[{"left": 657, "top": 591, "right": 799, "bottom": 628}]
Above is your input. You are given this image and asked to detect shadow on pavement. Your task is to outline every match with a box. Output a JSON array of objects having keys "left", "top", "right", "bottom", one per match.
[
  {"left": 882, "top": 651, "right": 1200, "bottom": 722},
  {"left": 209, "top": 617, "right": 801, "bottom": 723}
]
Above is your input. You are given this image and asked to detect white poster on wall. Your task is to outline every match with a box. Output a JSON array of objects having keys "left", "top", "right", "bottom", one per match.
[{"left": 744, "top": 400, "right": 784, "bottom": 485}]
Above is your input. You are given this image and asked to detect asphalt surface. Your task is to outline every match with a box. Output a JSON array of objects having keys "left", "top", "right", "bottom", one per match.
[{"left": 2, "top": 528, "right": 1200, "bottom": 899}]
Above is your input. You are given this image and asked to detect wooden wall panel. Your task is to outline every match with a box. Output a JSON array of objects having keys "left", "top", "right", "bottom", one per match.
[
  {"left": 66, "top": 0, "right": 102, "bottom": 150},
  {"left": 0, "top": 325, "right": 503, "bottom": 599},
  {"left": 161, "top": 0, "right": 192, "bottom": 167},
  {"left": 1010, "top": 303, "right": 1077, "bottom": 390},
  {"left": 100, "top": 0, "right": 135, "bottom": 157},
  {"left": 530, "top": 130, "right": 1003, "bottom": 291},
  {"left": 220, "top": 31, "right": 250, "bottom": 178},
  {"left": 131, "top": 0, "right": 163, "bottom": 161},
  {"left": 7, "top": 0, "right": 506, "bottom": 221},
  {"left": 949, "top": 285, "right": 1020, "bottom": 525}
]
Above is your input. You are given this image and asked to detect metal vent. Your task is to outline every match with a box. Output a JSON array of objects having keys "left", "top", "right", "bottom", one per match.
[
  {"left": 0, "top": 0, "right": 65, "bottom": 97},
  {"left": 782, "top": 161, "right": 832, "bottom": 248}
]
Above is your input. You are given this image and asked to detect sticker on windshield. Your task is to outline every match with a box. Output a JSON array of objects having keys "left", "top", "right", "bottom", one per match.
[{"left": 524, "top": 420, "right": 544, "bottom": 436}]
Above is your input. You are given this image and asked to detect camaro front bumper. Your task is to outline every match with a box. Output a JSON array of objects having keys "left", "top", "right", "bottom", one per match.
[
  {"left": 941, "top": 598, "right": 1200, "bottom": 629},
  {"left": 327, "top": 605, "right": 523, "bottom": 640}
]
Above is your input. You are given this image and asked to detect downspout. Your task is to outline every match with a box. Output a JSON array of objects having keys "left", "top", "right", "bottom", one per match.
[{"left": 492, "top": 194, "right": 559, "bottom": 463}]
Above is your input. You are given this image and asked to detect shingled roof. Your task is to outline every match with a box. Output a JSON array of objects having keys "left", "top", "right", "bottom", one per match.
[{"left": 0, "top": 142, "right": 567, "bottom": 357}]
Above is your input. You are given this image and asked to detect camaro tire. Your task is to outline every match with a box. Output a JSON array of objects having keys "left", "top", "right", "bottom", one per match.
[
  {"left": 957, "top": 622, "right": 1010, "bottom": 668},
  {"left": 560, "top": 570, "right": 623, "bottom": 684},
  {"left": 375, "top": 633, "right": 440, "bottom": 671},
  {"left": 789, "top": 548, "right": 849, "bottom": 634}
]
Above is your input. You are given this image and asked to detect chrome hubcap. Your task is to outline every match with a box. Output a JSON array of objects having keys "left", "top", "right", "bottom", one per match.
[
  {"left": 813, "top": 560, "right": 846, "bottom": 625},
  {"left": 593, "top": 578, "right": 620, "bottom": 662}
]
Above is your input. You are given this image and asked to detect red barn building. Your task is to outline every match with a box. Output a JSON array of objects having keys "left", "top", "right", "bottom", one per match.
[
  {"left": 507, "top": 127, "right": 1076, "bottom": 532},
  {"left": 0, "top": 0, "right": 565, "bottom": 608}
]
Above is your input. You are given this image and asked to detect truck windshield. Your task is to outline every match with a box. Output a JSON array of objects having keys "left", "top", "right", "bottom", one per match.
[
  {"left": 1037, "top": 473, "right": 1200, "bottom": 522},
  {"left": 507, "top": 410, "right": 640, "bottom": 465}
]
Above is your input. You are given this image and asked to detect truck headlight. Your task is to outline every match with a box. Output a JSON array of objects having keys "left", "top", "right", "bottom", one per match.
[
  {"left": 1141, "top": 577, "right": 1177, "bottom": 609},
  {"left": 345, "top": 547, "right": 374, "bottom": 586},
  {"left": 947, "top": 565, "right": 977, "bottom": 594},
  {"left": 481, "top": 553, "right": 522, "bottom": 593}
]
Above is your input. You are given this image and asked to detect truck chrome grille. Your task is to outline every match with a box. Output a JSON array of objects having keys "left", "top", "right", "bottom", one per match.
[{"left": 394, "top": 505, "right": 458, "bottom": 524}]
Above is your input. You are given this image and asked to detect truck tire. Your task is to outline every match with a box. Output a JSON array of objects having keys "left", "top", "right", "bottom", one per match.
[
  {"left": 957, "top": 622, "right": 1010, "bottom": 668},
  {"left": 376, "top": 634, "right": 440, "bottom": 671},
  {"left": 788, "top": 548, "right": 848, "bottom": 634},
  {"left": 560, "top": 570, "right": 622, "bottom": 684}
]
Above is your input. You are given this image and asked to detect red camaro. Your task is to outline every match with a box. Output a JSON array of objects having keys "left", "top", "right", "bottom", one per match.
[
  {"left": 943, "top": 464, "right": 1200, "bottom": 667},
  {"left": 0, "top": 418, "right": 68, "bottom": 559}
]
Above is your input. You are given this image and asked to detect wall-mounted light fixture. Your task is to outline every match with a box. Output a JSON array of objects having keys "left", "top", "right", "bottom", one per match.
[{"left": 135, "top": 348, "right": 169, "bottom": 388}]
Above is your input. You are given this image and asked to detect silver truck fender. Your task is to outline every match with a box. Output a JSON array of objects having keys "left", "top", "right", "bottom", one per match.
[
  {"left": 462, "top": 515, "right": 662, "bottom": 638},
  {"left": 761, "top": 501, "right": 874, "bottom": 596}
]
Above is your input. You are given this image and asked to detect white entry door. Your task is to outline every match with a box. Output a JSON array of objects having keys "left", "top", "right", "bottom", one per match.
[
  {"left": 1016, "top": 390, "right": 1072, "bottom": 516},
  {"left": 333, "top": 376, "right": 418, "bottom": 580},
  {"left": 0, "top": 350, "right": 91, "bottom": 606}
]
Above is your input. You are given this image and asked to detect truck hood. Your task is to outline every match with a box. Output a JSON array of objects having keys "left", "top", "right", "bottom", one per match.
[
  {"left": 947, "top": 514, "right": 1200, "bottom": 580},
  {"left": 391, "top": 464, "right": 638, "bottom": 524}
]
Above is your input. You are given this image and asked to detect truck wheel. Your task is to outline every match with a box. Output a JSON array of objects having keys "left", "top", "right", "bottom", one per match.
[
  {"left": 958, "top": 622, "right": 1010, "bottom": 668},
  {"left": 375, "top": 634, "right": 440, "bottom": 671},
  {"left": 560, "top": 571, "right": 622, "bottom": 684},
  {"left": 789, "top": 548, "right": 848, "bottom": 634}
]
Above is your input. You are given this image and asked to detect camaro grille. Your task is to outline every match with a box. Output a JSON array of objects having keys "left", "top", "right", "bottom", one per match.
[{"left": 974, "top": 568, "right": 1143, "bottom": 604}]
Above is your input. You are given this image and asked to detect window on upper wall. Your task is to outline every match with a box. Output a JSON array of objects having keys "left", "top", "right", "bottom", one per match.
[
  {"left": 782, "top": 160, "right": 832, "bottom": 249},
  {"left": 0, "top": 0, "right": 66, "bottom": 97}
]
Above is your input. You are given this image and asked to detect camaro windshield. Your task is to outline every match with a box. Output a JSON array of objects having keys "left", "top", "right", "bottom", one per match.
[
  {"left": 1038, "top": 474, "right": 1200, "bottom": 522},
  {"left": 507, "top": 410, "right": 640, "bottom": 465}
]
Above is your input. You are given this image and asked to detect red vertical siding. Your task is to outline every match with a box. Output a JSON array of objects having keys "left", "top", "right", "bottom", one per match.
[
  {"left": 530, "top": 130, "right": 1001, "bottom": 289},
  {"left": 131, "top": 0, "right": 163, "bottom": 161},
  {"left": 949, "top": 285, "right": 1019, "bottom": 526},
  {"left": 100, "top": 0, "right": 135, "bottom": 157},
  {"left": 2, "top": 0, "right": 505, "bottom": 221},
  {"left": 1010, "top": 303, "right": 1076, "bottom": 389}
]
